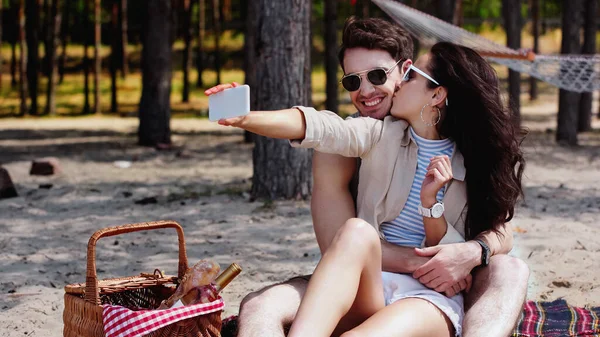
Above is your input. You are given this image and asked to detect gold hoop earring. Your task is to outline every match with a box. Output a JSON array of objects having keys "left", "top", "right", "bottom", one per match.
[{"left": 420, "top": 104, "right": 441, "bottom": 127}]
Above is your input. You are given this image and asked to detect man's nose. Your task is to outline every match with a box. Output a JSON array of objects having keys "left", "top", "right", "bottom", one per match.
[{"left": 359, "top": 76, "right": 376, "bottom": 95}]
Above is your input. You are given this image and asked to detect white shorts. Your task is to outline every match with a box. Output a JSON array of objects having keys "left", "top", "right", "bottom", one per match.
[{"left": 382, "top": 271, "right": 464, "bottom": 336}]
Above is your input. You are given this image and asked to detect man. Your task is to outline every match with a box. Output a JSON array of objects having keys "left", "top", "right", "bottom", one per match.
[{"left": 236, "top": 17, "right": 529, "bottom": 337}]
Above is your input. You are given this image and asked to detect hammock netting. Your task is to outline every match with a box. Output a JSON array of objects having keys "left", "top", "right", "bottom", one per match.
[{"left": 372, "top": 0, "right": 600, "bottom": 93}]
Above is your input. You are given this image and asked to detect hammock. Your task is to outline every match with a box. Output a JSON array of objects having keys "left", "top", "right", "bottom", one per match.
[{"left": 372, "top": 0, "right": 600, "bottom": 93}]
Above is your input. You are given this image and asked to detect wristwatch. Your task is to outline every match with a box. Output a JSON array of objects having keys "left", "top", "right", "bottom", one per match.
[
  {"left": 418, "top": 201, "right": 445, "bottom": 218},
  {"left": 473, "top": 238, "right": 490, "bottom": 267}
]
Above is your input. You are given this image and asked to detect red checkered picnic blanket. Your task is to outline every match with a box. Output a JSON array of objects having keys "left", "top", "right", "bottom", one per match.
[
  {"left": 513, "top": 300, "right": 600, "bottom": 337},
  {"left": 102, "top": 297, "right": 224, "bottom": 337}
]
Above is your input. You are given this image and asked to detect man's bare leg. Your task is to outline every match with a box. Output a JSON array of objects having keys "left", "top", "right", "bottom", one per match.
[
  {"left": 237, "top": 277, "right": 308, "bottom": 337},
  {"left": 463, "top": 254, "right": 529, "bottom": 337}
]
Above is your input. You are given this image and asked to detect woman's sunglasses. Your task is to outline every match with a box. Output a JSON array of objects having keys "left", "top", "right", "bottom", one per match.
[
  {"left": 401, "top": 64, "right": 440, "bottom": 85},
  {"left": 340, "top": 59, "right": 404, "bottom": 92},
  {"left": 402, "top": 65, "right": 449, "bottom": 106}
]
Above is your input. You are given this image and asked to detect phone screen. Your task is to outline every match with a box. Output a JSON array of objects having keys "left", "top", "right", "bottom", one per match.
[{"left": 208, "top": 85, "right": 251, "bottom": 121}]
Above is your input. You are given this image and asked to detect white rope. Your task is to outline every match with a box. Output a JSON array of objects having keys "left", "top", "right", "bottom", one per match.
[{"left": 372, "top": 0, "right": 600, "bottom": 93}]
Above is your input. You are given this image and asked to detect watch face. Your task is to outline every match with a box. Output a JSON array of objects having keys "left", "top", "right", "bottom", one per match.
[{"left": 431, "top": 203, "right": 444, "bottom": 218}]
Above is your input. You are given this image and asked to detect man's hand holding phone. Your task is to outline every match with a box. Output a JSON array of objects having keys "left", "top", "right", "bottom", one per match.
[{"left": 205, "top": 82, "right": 251, "bottom": 125}]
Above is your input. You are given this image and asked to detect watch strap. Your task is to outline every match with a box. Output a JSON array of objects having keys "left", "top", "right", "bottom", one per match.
[
  {"left": 419, "top": 202, "right": 444, "bottom": 218},
  {"left": 473, "top": 238, "right": 490, "bottom": 267},
  {"left": 418, "top": 204, "right": 432, "bottom": 217}
]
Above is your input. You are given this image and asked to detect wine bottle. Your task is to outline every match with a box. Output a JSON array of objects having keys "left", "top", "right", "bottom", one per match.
[
  {"left": 174, "top": 263, "right": 242, "bottom": 307},
  {"left": 159, "top": 259, "right": 220, "bottom": 309}
]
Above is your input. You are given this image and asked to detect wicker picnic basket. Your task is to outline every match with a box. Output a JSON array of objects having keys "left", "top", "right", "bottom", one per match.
[{"left": 63, "top": 221, "right": 222, "bottom": 337}]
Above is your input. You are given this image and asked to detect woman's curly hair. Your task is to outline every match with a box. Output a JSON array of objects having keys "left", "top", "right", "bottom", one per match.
[{"left": 429, "top": 42, "right": 526, "bottom": 239}]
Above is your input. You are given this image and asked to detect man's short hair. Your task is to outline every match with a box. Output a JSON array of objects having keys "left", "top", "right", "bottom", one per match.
[{"left": 338, "top": 17, "right": 414, "bottom": 71}]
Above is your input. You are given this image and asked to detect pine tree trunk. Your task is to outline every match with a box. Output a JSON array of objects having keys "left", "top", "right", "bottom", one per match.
[
  {"left": 437, "top": 0, "right": 455, "bottom": 23},
  {"left": 119, "top": 0, "right": 128, "bottom": 77},
  {"left": 502, "top": 0, "right": 522, "bottom": 123},
  {"left": 59, "top": 0, "right": 70, "bottom": 84},
  {"left": 196, "top": 0, "right": 205, "bottom": 87},
  {"left": 138, "top": 0, "right": 173, "bottom": 147},
  {"left": 557, "top": 0, "right": 583, "bottom": 145},
  {"left": 25, "top": 0, "right": 40, "bottom": 115},
  {"left": 325, "top": 0, "right": 338, "bottom": 113},
  {"left": 0, "top": 0, "right": 3, "bottom": 89},
  {"left": 83, "top": 0, "right": 90, "bottom": 114},
  {"left": 453, "top": 0, "right": 463, "bottom": 26},
  {"left": 44, "top": 0, "right": 60, "bottom": 115},
  {"left": 11, "top": 40, "right": 18, "bottom": 87},
  {"left": 577, "top": 0, "right": 597, "bottom": 132},
  {"left": 19, "top": 0, "right": 28, "bottom": 116},
  {"left": 182, "top": 0, "right": 192, "bottom": 102},
  {"left": 211, "top": 0, "right": 221, "bottom": 84},
  {"left": 222, "top": 0, "right": 231, "bottom": 21},
  {"left": 355, "top": 0, "right": 369, "bottom": 17},
  {"left": 93, "top": 0, "right": 101, "bottom": 115},
  {"left": 42, "top": 0, "right": 49, "bottom": 77},
  {"left": 9, "top": 5, "right": 19, "bottom": 87},
  {"left": 249, "top": 0, "right": 313, "bottom": 200},
  {"left": 110, "top": 0, "right": 118, "bottom": 112},
  {"left": 361, "top": 0, "right": 369, "bottom": 17},
  {"left": 529, "top": 0, "right": 539, "bottom": 101},
  {"left": 242, "top": 0, "right": 254, "bottom": 143}
]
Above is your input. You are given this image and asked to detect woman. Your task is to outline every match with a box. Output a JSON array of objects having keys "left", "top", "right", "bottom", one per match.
[{"left": 209, "top": 42, "right": 525, "bottom": 337}]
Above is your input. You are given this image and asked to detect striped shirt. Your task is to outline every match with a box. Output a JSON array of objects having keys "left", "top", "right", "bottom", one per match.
[{"left": 380, "top": 128, "right": 454, "bottom": 247}]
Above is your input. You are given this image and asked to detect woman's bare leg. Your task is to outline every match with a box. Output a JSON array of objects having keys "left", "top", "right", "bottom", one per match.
[
  {"left": 341, "top": 298, "right": 454, "bottom": 337},
  {"left": 287, "top": 218, "right": 386, "bottom": 337}
]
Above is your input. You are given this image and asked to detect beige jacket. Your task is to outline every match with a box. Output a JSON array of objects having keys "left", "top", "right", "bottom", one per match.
[{"left": 291, "top": 106, "right": 467, "bottom": 246}]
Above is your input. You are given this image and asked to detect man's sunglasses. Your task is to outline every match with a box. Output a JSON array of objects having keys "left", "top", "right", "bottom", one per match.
[{"left": 340, "top": 59, "right": 404, "bottom": 92}]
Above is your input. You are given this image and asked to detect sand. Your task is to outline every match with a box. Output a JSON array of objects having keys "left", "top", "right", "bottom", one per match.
[{"left": 1, "top": 100, "right": 599, "bottom": 336}]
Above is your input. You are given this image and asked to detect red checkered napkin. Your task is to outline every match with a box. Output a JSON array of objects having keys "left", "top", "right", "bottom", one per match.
[{"left": 102, "top": 297, "right": 224, "bottom": 337}]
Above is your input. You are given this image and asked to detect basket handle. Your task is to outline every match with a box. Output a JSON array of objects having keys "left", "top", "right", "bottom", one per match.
[{"left": 85, "top": 220, "right": 188, "bottom": 305}]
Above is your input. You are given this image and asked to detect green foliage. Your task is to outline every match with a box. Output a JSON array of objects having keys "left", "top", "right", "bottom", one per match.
[
  {"left": 542, "top": 0, "right": 562, "bottom": 17},
  {"left": 464, "top": 0, "right": 502, "bottom": 20},
  {"left": 313, "top": 0, "right": 324, "bottom": 19}
]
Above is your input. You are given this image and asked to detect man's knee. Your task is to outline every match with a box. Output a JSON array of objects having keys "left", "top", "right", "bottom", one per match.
[
  {"left": 239, "top": 279, "right": 307, "bottom": 318},
  {"left": 486, "top": 254, "right": 530, "bottom": 284},
  {"left": 467, "top": 254, "right": 529, "bottom": 310},
  {"left": 239, "top": 289, "right": 268, "bottom": 313}
]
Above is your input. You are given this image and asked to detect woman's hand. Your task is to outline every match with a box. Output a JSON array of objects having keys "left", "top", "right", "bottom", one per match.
[{"left": 420, "top": 155, "right": 453, "bottom": 206}]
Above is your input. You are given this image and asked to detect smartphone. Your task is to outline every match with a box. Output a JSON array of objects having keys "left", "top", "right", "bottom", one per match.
[{"left": 208, "top": 84, "right": 251, "bottom": 122}]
